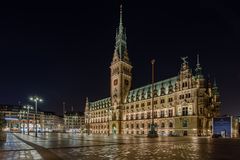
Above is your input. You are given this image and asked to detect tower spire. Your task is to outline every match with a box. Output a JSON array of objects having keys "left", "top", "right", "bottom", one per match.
[
  {"left": 195, "top": 54, "right": 203, "bottom": 79},
  {"left": 119, "top": 4, "right": 123, "bottom": 32},
  {"left": 113, "top": 3, "right": 128, "bottom": 62},
  {"left": 212, "top": 77, "right": 219, "bottom": 95},
  {"left": 197, "top": 54, "right": 200, "bottom": 66}
]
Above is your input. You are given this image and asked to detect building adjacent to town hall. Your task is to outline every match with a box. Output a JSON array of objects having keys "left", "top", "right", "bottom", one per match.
[{"left": 84, "top": 5, "right": 220, "bottom": 136}]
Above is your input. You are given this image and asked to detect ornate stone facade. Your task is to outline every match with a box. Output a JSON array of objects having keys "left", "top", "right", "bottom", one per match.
[{"left": 84, "top": 5, "right": 220, "bottom": 136}]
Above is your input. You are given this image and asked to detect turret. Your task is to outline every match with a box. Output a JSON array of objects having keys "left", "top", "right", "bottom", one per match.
[
  {"left": 195, "top": 54, "right": 205, "bottom": 88},
  {"left": 179, "top": 57, "right": 193, "bottom": 90},
  {"left": 212, "top": 78, "right": 220, "bottom": 102}
]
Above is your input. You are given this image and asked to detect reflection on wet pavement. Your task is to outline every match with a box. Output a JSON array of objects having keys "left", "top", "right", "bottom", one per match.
[
  {"left": 0, "top": 133, "right": 43, "bottom": 160},
  {"left": 1, "top": 133, "right": 240, "bottom": 160}
]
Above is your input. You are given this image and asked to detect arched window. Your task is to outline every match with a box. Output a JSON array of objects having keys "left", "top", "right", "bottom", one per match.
[{"left": 161, "top": 122, "right": 165, "bottom": 128}]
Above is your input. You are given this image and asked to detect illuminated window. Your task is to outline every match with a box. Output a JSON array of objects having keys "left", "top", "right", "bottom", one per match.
[
  {"left": 131, "top": 124, "right": 134, "bottom": 129},
  {"left": 154, "top": 111, "right": 157, "bottom": 118},
  {"left": 136, "top": 124, "right": 139, "bottom": 128},
  {"left": 130, "top": 115, "right": 133, "bottom": 120},
  {"left": 135, "top": 114, "right": 139, "bottom": 120},
  {"left": 141, "top": 113, "right": 144, "bottom": 119},
  {"left": 160, "top": 111, "right": 164, "bottom": 118},
  {"left": 154, "top": 100, "right": 158, "bottom": 105},
  {"left": 168, "top": 109, "right": 173, "bottom": 117},
  {"left": 147, "top": 112, "right": 151, "bottom": 119},
  {"left": 160, "top": 99, "right": 165, "bottom": 103}
]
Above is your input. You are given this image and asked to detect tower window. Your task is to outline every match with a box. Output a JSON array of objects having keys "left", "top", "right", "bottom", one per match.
[
  {"left": 179, "top": 95, "right": 184, "bottom": 99},
  {"left": 124, "top": 79, "right": 129, "bottom": 86},
  {"left": 200, "top": 108, "right": 203, "bottom": 115},
  {"left": 182, "top": 107, "right": 188, "bottom": 116},
  {"left": 182, "top": 119, "right": 188, "bottom": 128},
  {"left": 186, "top": 93, "right": 191, "bottom": 98},
  {"left": 114, "top": 79, "right": 118, "bottom": 86}
]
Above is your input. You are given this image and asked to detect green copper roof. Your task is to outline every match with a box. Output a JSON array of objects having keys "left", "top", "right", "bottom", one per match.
[
  {"left": 89, "top": 97, "right": 111, "bottom": 109},
  {"left": 89, "top": 76, "right": 179, "bottom": 108},
  {"left": 114, "top": 4, "right": 127, "bottom": 60},
  {"left": 127, "top": 76, "right": 178, "bottom": 102}
]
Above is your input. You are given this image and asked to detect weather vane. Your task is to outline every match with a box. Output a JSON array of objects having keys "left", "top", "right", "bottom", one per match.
[{"left": 181, "top": 56, "right": 188, "bottom": 64}]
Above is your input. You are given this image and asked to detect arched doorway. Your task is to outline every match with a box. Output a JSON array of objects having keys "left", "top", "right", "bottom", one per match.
[{"left": 112, "top": 124, "right": 117, "bottom": 134}]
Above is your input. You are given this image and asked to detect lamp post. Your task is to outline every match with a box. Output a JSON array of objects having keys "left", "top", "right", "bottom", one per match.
[
  {"left": 86, "top": 112, "right": 90, "bottom": 135},
  {"left": 30, "top": 96, "right": 43, "bottom": 137},
  {"left": 21, "top": 110, "right": 26, "bottom": 134},
  {"left": 147, "top": 59, "right": 158, "bottom": 138},
  {"left": 23, "top": 105, "right": 33, "bottom": 135},
  {"left": 18, "top": 111, "right": 22, "bottom": 133},
  {"left": 107, "top": 108, "right": 111, "bottom": 136}
]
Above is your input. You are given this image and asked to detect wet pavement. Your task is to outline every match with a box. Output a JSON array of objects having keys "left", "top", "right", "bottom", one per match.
[
  {"left": 1, "top": 133, "right": 240, "bottom": 160},
  {"left": 0, "top": 133, "right": 43, "bottom": 160}
]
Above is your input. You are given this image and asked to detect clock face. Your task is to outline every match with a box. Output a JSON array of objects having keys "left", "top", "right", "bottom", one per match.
[{"left": 114, "top": 79, "right": 118, "bottom": 86}]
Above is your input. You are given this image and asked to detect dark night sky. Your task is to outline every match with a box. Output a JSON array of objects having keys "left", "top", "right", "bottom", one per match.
[{"left": 0, "top": 1, "right": 239, "bottom": 116}]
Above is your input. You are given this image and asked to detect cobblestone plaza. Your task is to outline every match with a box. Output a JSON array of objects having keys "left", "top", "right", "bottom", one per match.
[{"left": 1, "top": 133, "right": 240, "bottom": 160}]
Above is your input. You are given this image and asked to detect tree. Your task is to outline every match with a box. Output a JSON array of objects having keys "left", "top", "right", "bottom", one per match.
[{"left": 0, "top": 112, "right": 6, "bottom": 141}]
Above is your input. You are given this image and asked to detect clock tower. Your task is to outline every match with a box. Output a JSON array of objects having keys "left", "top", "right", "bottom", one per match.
[{"left": 110, "top": 4, "right": 132, "bottom": 134}]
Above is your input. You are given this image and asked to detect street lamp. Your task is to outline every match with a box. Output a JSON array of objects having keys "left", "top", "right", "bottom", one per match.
[
  {"left": 18, "top": 111, "right": 22, "bottom": 133},
  {"left": 20, "top": 110, "right": 27, "bottom": 134},
  {"left": 30, "top": 96, "right": 43, "bottom": 137},
  {"left": 86, "top": 112, "right": 90, "bottom": 135},
  {"left": 107, "top": 108, "right": 112, "bottom": 136},
  {"left": 147, "top": 59, "right": 158, "bottom": 138},
  {"left": 23, "top": 105, "right": 34, "bottom": 135},
  {"left": 18, "top": 109, "right": 27, "bottom": 134}
]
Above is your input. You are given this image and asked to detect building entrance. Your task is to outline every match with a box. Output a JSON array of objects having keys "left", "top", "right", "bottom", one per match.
[{"left": 112, "top": 124, "right": 117, "bottom": 134}]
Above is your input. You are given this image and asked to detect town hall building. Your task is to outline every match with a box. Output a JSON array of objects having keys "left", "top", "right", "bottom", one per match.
[{"left": 84, "top": 5, "right": 220, "bottom": 136}]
